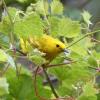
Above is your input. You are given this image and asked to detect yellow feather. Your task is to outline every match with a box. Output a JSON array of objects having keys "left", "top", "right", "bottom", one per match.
[
  {"left": 28, "top": 34, "right": 66, "bottom": 61},
  {"left": 20, "top": 34, "right": 67, "bottom": 62}
]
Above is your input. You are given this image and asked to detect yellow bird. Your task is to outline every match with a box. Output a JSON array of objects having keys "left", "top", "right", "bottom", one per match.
[{"left": 20, "top": 34, "right": 68, "bottom": 61}]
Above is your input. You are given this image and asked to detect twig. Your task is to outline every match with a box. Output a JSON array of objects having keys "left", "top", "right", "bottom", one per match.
[
  {"left": 34, "top": 63, "right": 59, "bottom": 99},
  {"left": 34, "top": 66, "right": 47, "bottom": 100},
  {"left": 16, "top": 49, "right": 27, "bottom": 56},
  {"left": 88, "top": 66, "right": 97, "bottom": 70},
  {"left": 33, "top": 66, "right": 60, "bottom": 100},
  {"left": 33, "top": 62, "right": 76, "bottom": 100},
  {"left": 14, "top": 61, "right": 20, "bottom": 78},
  {"left": 88, "top": 66, "right": 100, "bottom": 72},
  {"left": 42, "top": 65, "right": 59, "bottom": 98},
  {"left": 67, "top": 30, "right": 100, "bottom": 49},
  {"left": 46, "top": 61, "right": 76, "bottom": 68},
  {"left": 2, "top": 0, "right": 15, "bottom": 45},
  {"left": 91, "top": 38, "right": 100, "bottom": 44},
  {"left": 0, "top": 63, "right": 9, "bottom": 76}
]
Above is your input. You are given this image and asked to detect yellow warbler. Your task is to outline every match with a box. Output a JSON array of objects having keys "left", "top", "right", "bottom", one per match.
[
  {"left": 20, "top": 34, "right": 68, "bottom": 61},
  {"left": 29, "top": 34, "right": 68, "bottom": 61}
]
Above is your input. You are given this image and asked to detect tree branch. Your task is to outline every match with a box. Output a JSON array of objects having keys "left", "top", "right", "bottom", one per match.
[
  {"left": 42, "top": 67, "right": 59, "bottom": 98},
  {"left": 67, "top": 30, "right": 100, "bottom": 49},
  {"left": 46, "top": 61, "right": 76, "bottom": 68}
]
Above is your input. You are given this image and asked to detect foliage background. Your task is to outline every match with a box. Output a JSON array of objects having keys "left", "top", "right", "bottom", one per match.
[{"left": 0, "top": 0, "right": 100, "bottom": 100}]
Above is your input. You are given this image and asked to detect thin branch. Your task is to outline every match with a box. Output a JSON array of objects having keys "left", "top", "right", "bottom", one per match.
[
  {"left": 88, "top": 66, "right": 97, "bottom": 70},
  {"left": 41, "top": 61, "right": 76, "bottom": 97},
  {"left": 67, "top": 30, "right": 100, "bottom": 49},
  {"left": 46, "top": 61, "right": 76, "bottom": 68},
  {"left": 34, "top": 66, "right": 47, "bottom": 100},
  {"left": 2, "top": 0, "right": 15, "bottom": 45},
  {"left": 0, "top": 63, "right": 9, "bottom": 76},
  {"left": 16, "top": 49, "right": 27, "bottom": 56},
  {"left": 91, "top": 38, "right": 100, "bottom": 44},
  {"left": 88, "top": 66, "right": 100, "bottom": 72},
  {"left": 14, "top": 61, "right": 20, "bottom": 78},
  {"left": 28, "top": 59, "right": 75, "bottom": 99},
  {"left": 42, "top": 66, "right": 59, "bottom": 98}
]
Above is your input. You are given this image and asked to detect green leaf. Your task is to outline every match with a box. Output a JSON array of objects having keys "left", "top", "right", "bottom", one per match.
[
  {"left": 51, "top": 0, "right": 63, "bottom": 15},
  {"left": 5, "top": 68, "right": 51, "bottom": 100},
  {"left": 49, "top": 60, "right": 93, "bottom": 96},
  {"left": 35, "top": 0, "right": 48, "bottom": 15},
  {"left": 78, "top": 82, "right": 97, "bottom": 100},
  {"left": 0, "top": 78, "right": 9, "bottom": 96},
  {"left": 0, "top": 17, "right": 11, "bottom": 35},
  {"left": 0, "top": 49, "right": 16, "bottom": 68},
  {"left": 79, "top": 95, "right": 97, "bottom": 100},
  {"left": 48, "top": 17, "right": 80, "bottom": 37},
  {"left": 7, "top": 55, "right": 16, "bottom": 69},
  {"left": 58, "top": 80, "right": 73, "bottom": 96},
  {"left": 88, "top": 56, "right": 97, "bottom": 67},
  {"left": 0, "top": 7, "right": 19, "bottom": 35},
  {"left": 70, "top": 43, "right": 87, "bottom": 56},
  {"left": 92, "top": 51, "right": 100, "bottom": 60},
  {"left": 50, "top": 55, "right": 65, "bottom": 65},
  {"left": 29, "top": 49, "right": 45, "bottom": 65},
  {"left": 82, "top": 83, "right": 97, "bottom": 96},
  {"left": 58, "top": 17, "right": 81, "bottom": 38},
  {"left": 0, "top": 49, "right": 7, "bottom": 62},
  {"left": 97, "top": 93, "right": 100, "bottom": 100},
  {"left": 48, "top": 16, "right": 60, "bottom": 35},
  {"left": 81, "top": 10, "right": 92, "bottom": 26},
  {"left": 70, "top": 36, "right": 92, "bottom": 56},
  {"left": 49, "top": 17, "right": 81, "bottom": 38},
  {"left": 14, "top": 13, "right": 43, "bottom": 38},
  {"left": 7, "top": 7, "right": 20, "bottom": 20}
]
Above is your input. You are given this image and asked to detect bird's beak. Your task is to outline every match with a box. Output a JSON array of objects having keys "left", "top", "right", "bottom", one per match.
[{"left": 63, "top": 49, "right": 70, "bottom": 55}]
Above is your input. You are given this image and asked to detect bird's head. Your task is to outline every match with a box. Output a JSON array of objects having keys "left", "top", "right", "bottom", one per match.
[{"left": 53, "top": 39, "right": 69, "bottom": 54}]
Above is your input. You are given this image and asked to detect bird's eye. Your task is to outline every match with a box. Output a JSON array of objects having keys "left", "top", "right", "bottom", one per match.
[{"left": 56, "top": 44, "right": 60, "bottom": 47}]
